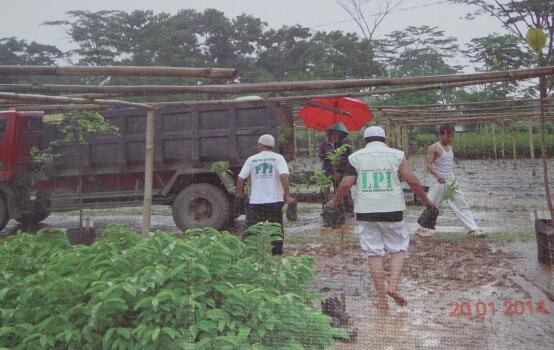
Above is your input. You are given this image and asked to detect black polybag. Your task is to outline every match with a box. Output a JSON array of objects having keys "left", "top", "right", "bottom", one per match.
[
  {"left": 417, "top": 206, "right": 439, "bottom": 229},
  {"left": 322, "top": 206, "right": 345, "bottom": 229}
]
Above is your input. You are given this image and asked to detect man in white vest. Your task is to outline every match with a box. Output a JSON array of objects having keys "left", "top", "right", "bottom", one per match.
[
  {"left": 415, "top": 124, "right": 485, "bottom": 238},
  {"left": 236, "top": 134, "right": 295, "bottom": 255},
  {"left": 327, "top": 126, "right": 432, "bottom": 310}
]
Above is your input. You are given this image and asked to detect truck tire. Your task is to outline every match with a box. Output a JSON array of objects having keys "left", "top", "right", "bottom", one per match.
[
  {"left": 172, "top": 183, "right": 230, "bottom": 231},
  {"left": 15, "top": 205, "right": 50, "bottom": 225},
  {"left": 0, "top": 193, "right": 8, "bottom": 231}
]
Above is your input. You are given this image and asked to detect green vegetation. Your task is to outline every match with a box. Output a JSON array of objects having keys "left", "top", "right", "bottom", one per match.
[
  {"left": 443, "top": 180, "right": 460, "bottom": 202},
  {"left": 325, "top": 144, "right": 350, "bottom": 167},
  {"left": 310, "top": 170, "right": 333, "bottom": 194},
  {"left": 209, "top": 161, "right": 232, "bottom": 175},
  {"left": 414, "top": 131, "right": 554, "bottom": 159},
  {"left": 0, "top": 224, "right": 345, "bottom": 349}
]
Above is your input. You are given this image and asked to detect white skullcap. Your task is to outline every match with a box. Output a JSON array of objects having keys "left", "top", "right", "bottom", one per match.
[
  {"left": 258, "top": 134, "right": 275, "bottom": 147},
  {"left": 363, "top": 126, "right": 386, "bottom": 138}
]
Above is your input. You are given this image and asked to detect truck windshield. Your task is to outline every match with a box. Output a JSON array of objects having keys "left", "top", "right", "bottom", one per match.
[{"left": 0, "top": 116, "right": 6, "bottom": 141}]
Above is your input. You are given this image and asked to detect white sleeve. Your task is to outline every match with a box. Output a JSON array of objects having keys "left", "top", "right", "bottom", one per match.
[
  {"left": 276, "top": 155, "right": 289, "bottom": 175},
  {"left": 238, "top": 158, "right": 252, "bottom": 179},
  {"left": 348, "top": 153, "right": 358, "bottom": 170}
]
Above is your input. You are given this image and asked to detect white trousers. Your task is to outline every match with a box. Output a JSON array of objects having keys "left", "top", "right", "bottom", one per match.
[
  {"left": 427, "top": 178, "right": 479, "bottom": 232},
  {"left": 358, "top": 221, "right": 410, "bottom": 256}
]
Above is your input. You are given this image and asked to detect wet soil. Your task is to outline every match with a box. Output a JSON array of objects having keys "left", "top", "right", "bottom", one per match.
[{"left": 283, "top": 157, "right": 554, "bottom": 349}]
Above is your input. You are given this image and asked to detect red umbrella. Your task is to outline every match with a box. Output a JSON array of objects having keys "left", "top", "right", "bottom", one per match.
[{"left": 299, "top": 97, "right": 373, "bottom": 131}]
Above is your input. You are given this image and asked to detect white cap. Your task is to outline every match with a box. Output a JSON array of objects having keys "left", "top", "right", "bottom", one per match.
[
  {"left": 258, "top": 134, "right": 275, "bottom": 147},
  {"left": 364, "top": 126, "right": 386, "bottom": 138}
]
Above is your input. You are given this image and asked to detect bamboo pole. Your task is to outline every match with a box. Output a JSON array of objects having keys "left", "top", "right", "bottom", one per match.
[
  {"left": 492, "top": 124, "right": 497, "bottom": 159},
  {"left": 539, "top": 75, "right": 554, "bottom": 220},
  {"left": 501, "top": 120, "right": 506, "bottom": 159},
  {"left": 307, "top": 129, "right": 314, "bottom": 169},
  {"left": 0, "top": 76, "right": 508, "bottom": 98},
  {"left": 0, "top": 65, "right": 237, "bottom": 79},
  {"left": 0, "top": 91, "right": 152, "bottom": 109},
  {"left": 512, "top": 121, "right": 517, "bottom": 161},
  {"left": 528, "top": 118, "right": 535, "bottom": 160},
  {"left": 395, "top": 113, "right": 554, "bottom": 125},
  {"left": 403, "top": 126, "right": 409, "bottom": 157},
  {"left": 395, "top": 125, "right": 402, "bottom": 150},
  {"left": 377, "top": 96, "right": 554, "bottom": 110},
  {"left": 142, "top": 109, "right": 156, "bottom": 236},
  {"left": 3, "top": 65, "right": 554, "bottom": 96}
]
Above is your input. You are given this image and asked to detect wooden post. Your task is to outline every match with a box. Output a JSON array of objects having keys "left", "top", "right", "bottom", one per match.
[
  {"left": 403, "top": 126, "right": 410, "bottom": 158},
  {"left": 307, "top": 128, "right": 314, "bottom": 168},
  {"left": 492, "top": 124, "right": 498, "bottom": 159},
  {"left": 501, "top": 120, "right": 506, "bottom": 159},
  {"left": 528, "top": 118, "right": 535, "bottom": 160},
  {"left": 394, "top": 125, "right": 402, "bottom": 149},
  {"left": 142, "top": 108, "right": 156, "bottom": 236},
  {"left": 512, "top": 121, "right": 517, "bottom": 161},
  {"left": 539, "top": 75, "right": 554, "bottom": 220},
  {"left": 0, "top": 65, "right": 237, "bottom": 79}
]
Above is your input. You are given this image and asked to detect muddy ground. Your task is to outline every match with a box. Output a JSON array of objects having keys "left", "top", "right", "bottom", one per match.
[{"left": 2, "top": 157, "right": 553, "bottom": 349}]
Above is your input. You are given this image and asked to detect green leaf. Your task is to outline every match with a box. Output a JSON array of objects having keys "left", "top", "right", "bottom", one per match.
[
  {"left": 152, "top": 327, "right": 160, "bottom": 342},
  {"left": 116, "top": 328, "right": 131, "bottom": 340},
  {"left": 0, "top": 288, "right": 8, "bottom": 302},
  {"left": 0, "top": 327, "right": 14, "bottom": 338},
  {"left": 151, "top": 298, "right": 159, "bottom": 311},
  {"left": 106, "top": 298, "right": 129, "bottom": 312},
  {"left": 161, "top": 327, "right": 177, "bottom": 340},
  {"left": 102, "top": 328, "right": 115, "bottom": 349}
]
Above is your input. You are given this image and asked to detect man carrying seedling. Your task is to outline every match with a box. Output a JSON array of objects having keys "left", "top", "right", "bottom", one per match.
[
  {"left": 415, "top": 124, "right": 485, "bottom": 238},
  {"left": 236, "top": 134, "right": 295, "bottom": 255},
  {"left": 327, "top": 126, "right": 433, "bottom": 310},
  {"left": 319, "top": 122, "right": 354, "bottom": 214},
  {"left": 319, "top": 122, "right": 348, "bottom": 188}
]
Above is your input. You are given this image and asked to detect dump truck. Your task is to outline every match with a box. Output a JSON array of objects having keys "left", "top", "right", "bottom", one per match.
[{"left": 0, "top": 100, "right": 294, "bottom": 232}]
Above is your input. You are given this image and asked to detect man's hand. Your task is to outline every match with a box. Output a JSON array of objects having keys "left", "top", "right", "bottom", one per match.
[
  {"left": 421, "top": 196, "right": 434, "bottom": 208},
  {"left": 436, "top": 175, "right": 446, "bottom": 184},
  {"left": 326, "top": 199, "right": 338, "bottom": 208},
  {"left": 285, "top": 194, "right": 295, "bottom": 205},
  {"left": 235, "top": 192, "right": 243, "bottom": 201}
]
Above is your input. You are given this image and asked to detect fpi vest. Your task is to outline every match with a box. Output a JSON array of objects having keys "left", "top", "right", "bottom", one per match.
[{"left": 348, "top": 142, "right": 406, "bottom": 213}]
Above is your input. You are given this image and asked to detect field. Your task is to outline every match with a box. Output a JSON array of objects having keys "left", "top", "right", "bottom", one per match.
[{"left": 2, "top": 157, "right": 553, "bottom": 349}]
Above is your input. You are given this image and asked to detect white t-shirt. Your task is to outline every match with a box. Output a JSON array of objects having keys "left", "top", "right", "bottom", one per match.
[{"left": 238, "top": 151, "right": 290, "bottom": 204}]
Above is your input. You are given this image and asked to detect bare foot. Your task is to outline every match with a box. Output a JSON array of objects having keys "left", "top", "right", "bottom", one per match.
[
  {"left": 386, "top": 290, "right": 407, "bottom": 307},
  {"left": 374, "top": 299, "right": 389, "bottom": 311}
]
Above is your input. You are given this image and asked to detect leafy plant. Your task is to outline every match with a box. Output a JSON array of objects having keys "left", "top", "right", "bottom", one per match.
[
  {"left": 209, "top": 160, "right": 232, "bottom": 175},
  {"left": 443, "top": 180, "right": 460, "bottom": 202},
  {"left": 311, "top": 170, "right": 333, "bottom": 194},
  {"left": 0, "top": 225, "right": 345, "bottom": 349},
  {"left": 325, "top": 144, "right": 351, "bottom": 167}
]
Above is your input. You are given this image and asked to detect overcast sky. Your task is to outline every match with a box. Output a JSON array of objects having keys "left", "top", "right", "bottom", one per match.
[{"left": 1, "top": 0, "right": 506, "bottom": 68}]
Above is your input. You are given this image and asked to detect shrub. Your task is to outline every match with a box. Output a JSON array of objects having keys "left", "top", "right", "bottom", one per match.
[{"left": 0, "top": 225, "right": 344, "bottom": 349}]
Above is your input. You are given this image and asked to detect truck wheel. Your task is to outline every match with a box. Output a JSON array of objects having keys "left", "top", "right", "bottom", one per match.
[
  {"left": 172, "top": 183, "right": 230, "bottom": 231},
  {"left": 15, "top": 206, "right": 50, "bottom": 225},
  {"left": 0, "top": 193, "right": 8, "bottom": 231}
]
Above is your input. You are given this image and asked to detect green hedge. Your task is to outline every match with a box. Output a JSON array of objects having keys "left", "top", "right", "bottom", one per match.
[
  {"left": 414, "top": 132, "right": 554, "bottom": 159},
  {"left": 0, "top": 224, "right": 343, "bottom": 349}
]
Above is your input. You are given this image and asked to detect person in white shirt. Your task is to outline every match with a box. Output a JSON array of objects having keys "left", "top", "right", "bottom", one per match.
[
  {"left": 236, "top": 134, "right": 295, "bottom": 255},
  {"left": 327, "top": 126, "right": 432, "bottom": 310},
  {"left": 415, "top": 124, "right": 485, "bottom": 238}
]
